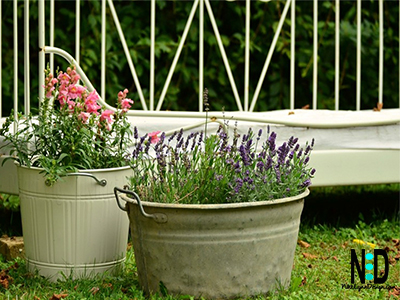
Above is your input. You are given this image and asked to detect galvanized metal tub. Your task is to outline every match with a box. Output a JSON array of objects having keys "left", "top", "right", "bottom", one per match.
[
  {"left": 18, "top": 165, "right": 131, "bottom": 281},
  {"left": 115, "top": 188, "right": 309, "bottom": 299}
]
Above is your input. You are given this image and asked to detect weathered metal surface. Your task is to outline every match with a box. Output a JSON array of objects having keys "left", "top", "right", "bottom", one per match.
[{"left": 124, "top": 189, "right": 309, "bottom": 299}]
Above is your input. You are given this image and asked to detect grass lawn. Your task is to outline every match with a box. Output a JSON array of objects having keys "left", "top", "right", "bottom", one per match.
[{"left": 0, "top": 184, "right": 399, "bottom": 299}]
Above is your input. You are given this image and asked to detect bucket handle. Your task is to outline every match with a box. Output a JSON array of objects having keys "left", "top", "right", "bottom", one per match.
[
  {"left": 44, "top": 172, "right": 108, "bottom": 187},
  {"left": 114, "top": 187, "right": 167, "bottom": 224}
]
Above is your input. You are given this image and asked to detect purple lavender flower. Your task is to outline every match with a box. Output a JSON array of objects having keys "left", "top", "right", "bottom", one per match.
[
  {"left": 133, "top": 126, "right": 139, "bottom": 139},
  {"left": 289, "top": 151, "right": 294, "bottom": 160},
  {"left": 311, "top": 168, "right": 316, "bottom": 175},
  {"left": 257, "top": 129, "right": 262, "bottom": 140},
  {"left": 268, "top": 132, "right": 277, "bottom": 154},
  {"left": 168, "top": 131, "right": 177, "bottom": 143},
  {"left": 301, "top": 179, "right": 312, "bottom": 188},
  {"left": 275, "top": 167, "right": 281, "bottom": 183},
  {"left": 265, "top": 156, "right": 273, "bottom": 170},
  {"left": 215, "top": 174, "right": 224, "bottom": 181},
  {"left": 239, "top": 145, "right": 251, "bottom": 166},
  {"left": 256, "top": 160, "right": 264, "bottom": 171},
  {"left": 233, "top": 161, "right": 241, "bottom": 173},
  {"left": 277, "top": 142, "right": 288, "bottom": 165},
  {"left": 234, "top": 178, "right": 244, "bottom": 194},
  {"left": 305, "top": 145, "right": 311, "bottom": 156}
]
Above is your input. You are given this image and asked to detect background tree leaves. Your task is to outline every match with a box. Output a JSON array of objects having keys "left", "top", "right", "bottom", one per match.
[{"left": 1, "top": 0, "right": 399, "bottom": 115}]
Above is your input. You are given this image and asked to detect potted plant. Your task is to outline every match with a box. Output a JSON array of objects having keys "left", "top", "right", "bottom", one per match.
[
  {"left": 114, "top": 110, "right": 316, "bottom": 298},
  {"left": 0, "top": 66, "right": 133, "bottom": 281}
]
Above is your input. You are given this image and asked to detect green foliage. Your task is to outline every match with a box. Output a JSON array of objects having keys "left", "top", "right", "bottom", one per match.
[
  {"left": 1, "top": 1, "right": 398, "bottom": 116},
  {"left": 0, "top": 216, "right": 399, "bottom": 299},
  {"left": 0, "top": 66, "right": 133, "bottom": 185},
  {"left": 0, "top": 194, "right": 19, "bottom": 212},
  {"left": 128, "top": 123, "right": 315, "bottom": 204}
]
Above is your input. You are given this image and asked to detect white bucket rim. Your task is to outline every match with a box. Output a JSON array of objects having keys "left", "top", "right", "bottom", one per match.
[{"left": 15, "top": 162, "right": 131, "bottom": 173}]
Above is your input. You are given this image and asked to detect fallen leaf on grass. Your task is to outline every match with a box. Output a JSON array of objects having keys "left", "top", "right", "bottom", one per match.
[
  {"left": 388, "top": 286, "right": 400, "bottom": 298},
  {"left": 393, "top": 239, "right": 400, "bottom": 247},
  {"left": 341, "top": 242, "right": 348, "bottom": 249},
  {"left": 0, "top": 261, "right": 21, "bottom": 289},
  {"left": 90, "top": 287, "right": 100, "bottom": 295},
  {"left": 49, "top": 294, "right": 68, "bottom": 300},
  {"left": 0, "top": 276, "right": 10, "bottom": 289},
  {"left": 389, "top": 257, "right": 397, "bottom": 266},
  {"left": 300, "top": 276, "right": 307, "bottom": 287},
  {"left": 298, "top": 240, "right": 310, "bottom": 248},
  {"left": 302, "top": 253, "right": 318, "bottom": 259},
  {"left": 332, "top": 256, "right": 339, "bottom": 262},
  {"left": 103, "top": 283, "right": 113, "bottom": 289}
]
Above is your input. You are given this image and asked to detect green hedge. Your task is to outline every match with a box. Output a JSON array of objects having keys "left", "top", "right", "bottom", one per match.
[{"left": 1, "top": 0, "right": 399, "bottom": 114}]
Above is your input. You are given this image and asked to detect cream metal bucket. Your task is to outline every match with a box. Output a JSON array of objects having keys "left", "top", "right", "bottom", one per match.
[
  {"left": 115, "top": 187, "right": 309, "bottom": 299},
  {"left": 18, "top": 165, "right": 131, "bottom": 281}
]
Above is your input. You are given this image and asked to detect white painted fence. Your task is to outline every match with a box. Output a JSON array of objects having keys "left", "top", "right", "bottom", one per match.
[{"left": 0, "top": 0, "right": 399, "bottom": 194}]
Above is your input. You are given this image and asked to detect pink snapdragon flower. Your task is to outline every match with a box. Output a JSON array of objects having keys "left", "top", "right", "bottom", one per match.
[
  {"left": 70, "top": 69, "right": 81, "bottom": 84},
  {"left": 43, "top": 75, "right": 58, "bottom": 98},
  {"left": 100, "top": 109, "right": 114, "bottom": 124},
  {"left": 45, "top": 86, "right": 55, "bottom": 98},
  {"left": 118, "top": 89, "right": 129, "bottom": 102},
  {"left": 85, "top": 91, "right": 101, "bottom": 114},
  {"left": 58, "top": 72, "right": 71, "bottom": 85},
  {"left": 78, "top": 112, "right": 90, "bottom": 123},
  {"left": 67, "top": 100, "right": 76, "bottom": 113},
  {"left": 148, "top": 131, "right": 161, "bottom": 144},
  {"left": 68, "top": 84, "right": 84, "bottom": 100},
  {"left": 121, "top": 98, "right": 134, "bottom": 112}
]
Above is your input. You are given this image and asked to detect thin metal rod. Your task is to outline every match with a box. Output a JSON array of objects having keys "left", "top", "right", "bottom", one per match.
[
  {"left": 313, "top": 0, "right": 318, "bottom": 110},
  {"left": 150, "top": 0, "right": 155, "bottom": 111},
  {"left": 24, "top": 0, "right": 30, "bottom": 115},
  {"left": 75, "top": 0, "right": 81, "bottom": 67},
  {"left": 0, "top": 0, "right": 2, "bottom": 118},
  {"left": 335, "top": 0, "right": 340, "bottom": 111},
  {"left": 356, "top": 0, "right": 361, "bottom": 111},
  {"left": 199, "top": 0, "right": 204, "bottom": 112},
  {"left": 244, "top": 0, "right": 250, "bottom": 112},
  {"left": 399, "top": 0, "right": 400, "bottom": 108},
  {"left": 156, "top": 0, "right": 199, "bottom": 111},
  {"left": 204, "top": 0, "right": 243, "bottom": 112},
  {"left": 250, "top": 0, "right": 291, "bottom": 112},
  {"left": 13, "top": 0, "right": 18, "bottom": 126},
  {"left": 38, "top": 0, "right": 45, "bottom": 108},
  {"left": 50, "top": 0, "right": 54, "bottom": 73},
  {"left": 101, "top": 0, "right": 106, "bottom": 100},
  {"left": 290, "top": 0, "right": 295, "bottom": 110},
  {"left": 107, "top": 0, "right": 147, "bottom": 110},
  {"left": 378, "top": 0, "right": 383, "bottom": 105}
]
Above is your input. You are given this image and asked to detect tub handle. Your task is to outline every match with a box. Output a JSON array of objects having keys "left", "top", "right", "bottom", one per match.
[
  {"left": 45, "top": 172, "right": 107, "bottom": 187},
  {"left": 114, "top": 187, "right": 167, "bottom": 224}
]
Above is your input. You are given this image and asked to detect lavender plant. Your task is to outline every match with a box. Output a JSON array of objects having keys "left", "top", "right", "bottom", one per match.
[{"left": 128, "top": 125, "right": 315, "bottom": 204}]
